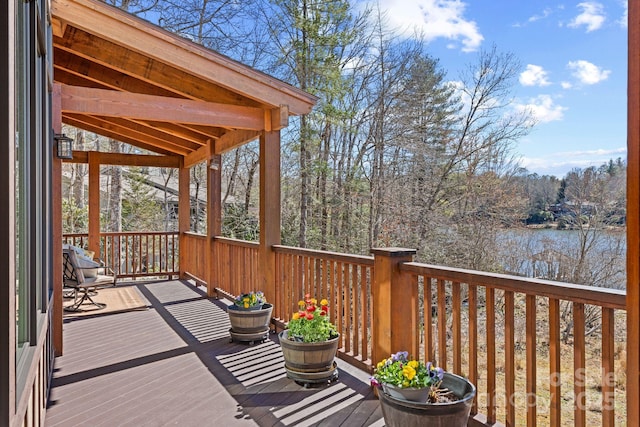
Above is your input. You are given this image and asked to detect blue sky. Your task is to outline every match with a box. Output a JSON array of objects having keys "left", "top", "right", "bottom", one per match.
[{"left": 361, "top": 0, "right": 628, "bottom": 177}]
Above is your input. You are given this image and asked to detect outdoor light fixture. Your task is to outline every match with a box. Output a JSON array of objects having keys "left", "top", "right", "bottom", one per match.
[
  {"left": 209, "top": 157, "right": 220, "bottom": 170},
  {"left": 55, "top": 133, "right": 74, "bottom": 159}
]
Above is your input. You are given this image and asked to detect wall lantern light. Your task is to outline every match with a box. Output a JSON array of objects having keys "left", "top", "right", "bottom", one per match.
[
  {"left": 55, "top": 133, "right": 74, "bottom": 159},
  {"left": 209, "top": 157, "right": 220, "bottom": 170}
]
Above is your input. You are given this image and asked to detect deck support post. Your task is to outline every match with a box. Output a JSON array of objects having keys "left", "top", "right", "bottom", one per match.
[
  {"left": 259, "top": 130, "right": 280, "bottom": 306},
  {"left": 52, "top": 84, "right": 64, "bottom": 356},
  {"left": 206, "top": 139, "right": 221, "bottom": 297},
  {"left": 627, "top": 0, "right": 640, "bottom": 422},
  {"left": 88, "top": 151, "right": 101, "bottom": 256},
  {"left": 178, "top": 159, "right": 190, "bottom": 280},
  {"left": 370, "top": 248, "right": 418, "bottom": 366}
]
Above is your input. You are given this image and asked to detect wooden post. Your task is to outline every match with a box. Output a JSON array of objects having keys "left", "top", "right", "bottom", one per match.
[
  {"left": 370, "top": 248, "right": 417, "bottom": 365},
  {"left": 205, "top": 138, "right": 221, "bottom": 297},
  {"left": 52, "top": 84, "right": 64, "bottom": 356},
  {"left": 87, "top": 151, "right": 101, "bottom": 256},
  {"left": 627, "top": 0, "right": 640, "bottom": 422},
  {"left": 178, "top": 158, "right": 190, "bottom": 280},
  {"left": 259, "top": 130, "right": 280, "bottom": 305}
]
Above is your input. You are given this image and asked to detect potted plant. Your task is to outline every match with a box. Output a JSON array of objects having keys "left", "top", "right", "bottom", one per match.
[
  {"left": 278, "top": 294, "right": 340, "bottom": 383},
  {"left": 371, "top": 351, "right": 475, "bottom": 427},
  {"left": 233, "top": 290, "right": 267, "bottom": 310},
  {"left": 227, "top": 291, "right": 272, "bottom": 343}
]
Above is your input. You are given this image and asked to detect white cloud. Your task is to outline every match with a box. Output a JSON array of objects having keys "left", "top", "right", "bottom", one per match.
[
  {"left": 568, "top": 2, "right": 606, "bottom": 32},
  {"left": 567, "top": 60, "right": 611, "bottom": 84},
  {"left": 620, "top": 0, "right": 628, "bottom": 28},
  {"left": 556, "top": 147, "right": 627, "bottom": 157},
  {"left": 515, "top": 95, "right": 567, "bottom": 123},
  {"left": 519, "top": 65, "right": 551, "bottom": 87},
  {"left": 369, "top": 0, "right": 483, "bottom": 52},
  {"left": 521, "top": 147, "right": 627, "bottom": 176},
  {"left": 560, "top": 81, "right": 573, "bottom": 89},
  {"left": 528, "top": 7, "right": 553, "bottom": 23}
]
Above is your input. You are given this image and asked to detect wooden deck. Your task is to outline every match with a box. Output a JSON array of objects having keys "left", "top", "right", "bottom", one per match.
[{"left": 45, "top": 280, "right": 384, "bottom": 427}]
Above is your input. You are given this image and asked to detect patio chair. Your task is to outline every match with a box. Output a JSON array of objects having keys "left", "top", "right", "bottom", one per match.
[{"left": 63, "top": 247, "right": 117, "bottom": 312}]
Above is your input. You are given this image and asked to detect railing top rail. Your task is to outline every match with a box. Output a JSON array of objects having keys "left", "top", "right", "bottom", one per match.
[
  {"left": 184, "top": 232, "right": 207, "bottom": 238},
  {"left": 401, "top": 261, "right": 626, "bottom": 309},
  {"left": 99, "top": 231, "right": 178, "bottom": 236},
  {"left": 214, "top": 236, "right": 260, "bottom": 249},
  {"left": 273, "top": 244, "right": 375, "bottom": 266}
]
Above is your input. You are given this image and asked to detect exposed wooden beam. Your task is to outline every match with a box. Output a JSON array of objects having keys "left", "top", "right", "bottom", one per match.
[
  {"left": 182, "top": 130, "right": 261, "bottom": 168},
  {"left": 53, "top": 28, "right": 261, "bottom": 108},
  {"left": 53, "top": 47, "right": 181, "bottom": 98},
  {"left": 65, "top": 113, "right": 201, "bottom": 151},
  {"left": 59, "top": 84, "right": 266, "bottom": 130},
  {"left": 215, "top": 130, "right": 260, "bottom": 154},
  {"left": 139, "top": 120, "right": 218, "bottom": 144},
  {"left": 62, "top": 114, "right": 184, "bottom": 156},
  {"left": 269, "top": 105, "right": 289, "bottom": 131},
  {"left": 64, "top": 151, "right": 180, "bottom": 168},
  {"left": 51, "top": 0, "right": 317, "bottom": 115},
  {"left": 183, "top": 144, "right": 210, "bottom": 169}
]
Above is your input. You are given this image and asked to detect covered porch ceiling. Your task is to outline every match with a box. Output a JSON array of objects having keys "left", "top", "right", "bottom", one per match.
[{"left": 50, "top": 0, "right": 317, "bottom": 164}]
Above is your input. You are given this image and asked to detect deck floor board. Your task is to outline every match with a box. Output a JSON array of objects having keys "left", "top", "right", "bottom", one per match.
[{"left": 46, "top": 280, "right": 384, "bottom": 427}]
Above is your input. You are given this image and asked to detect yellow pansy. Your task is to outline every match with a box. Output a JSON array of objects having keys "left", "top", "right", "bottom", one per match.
[{"left": 402, "top": 365, "right": 416, "bottom": 380}]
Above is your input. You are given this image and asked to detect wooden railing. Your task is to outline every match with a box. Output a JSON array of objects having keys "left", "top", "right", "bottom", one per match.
[
  {"left": 63, "top": 232, "right": 179, "bottom": 279},
  {"left": 400, "top": 262, "right": 626, "bottom": 427},
  {"left": 63, "top": 232, "right": 628, "bottom": 425},
  {"left": 273, "top": 245, "right": 375, "bottom": 372},
  {"left": 62, "top": 233, "right": 89, "bottom": 249},
  {"left": 182, "top": 232, "right": 208, "bottom": 283},
  {"left": 214, "top": 237, "right": 260, "bottom": 298}
]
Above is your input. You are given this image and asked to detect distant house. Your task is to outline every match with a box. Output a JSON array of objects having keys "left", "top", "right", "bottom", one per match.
[{"left": 549, "top": 201, "right": 597, "bottom": 219}]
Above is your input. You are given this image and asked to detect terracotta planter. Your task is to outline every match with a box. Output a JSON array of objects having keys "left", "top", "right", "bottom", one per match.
[
  {"left": 278, "top": 330, "right": 339, "bottom": 373},
  {"left": 227, "top": 303, "right": 272, "bottom": 333},
  {"left": 378, "top": 372, "right": 475, "bottom": 427}
]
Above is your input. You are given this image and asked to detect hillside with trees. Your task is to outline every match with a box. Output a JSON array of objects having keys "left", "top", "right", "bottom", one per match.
[{"left": 62, "top": 0, "right": 626, "bottom": 290}]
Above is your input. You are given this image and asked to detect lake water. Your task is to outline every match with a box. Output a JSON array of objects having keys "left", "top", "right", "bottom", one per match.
[{"left": 496, "top": 227, "right": 626, "bottom": 289}]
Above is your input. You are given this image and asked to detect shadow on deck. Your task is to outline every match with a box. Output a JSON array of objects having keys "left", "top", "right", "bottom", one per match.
[{"left": 45, "top": 280, "right": 384, "bottom": 427}]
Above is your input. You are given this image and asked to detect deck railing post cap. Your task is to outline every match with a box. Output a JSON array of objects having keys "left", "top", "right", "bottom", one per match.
[{"left": 370, "top": 247, "right": 417, "bottom": 257}]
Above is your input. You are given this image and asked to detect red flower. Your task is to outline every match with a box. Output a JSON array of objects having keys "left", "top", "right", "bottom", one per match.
[
  {"left": 319, "top": 310, "right": 327, "bottom": 316},
  {"left": 306, "top": 313, "right": 314, "bottom": 320},
  {"left": 306, "top": 305, "right": 316, "bottom": 312},
  {"left": 298, "top": 311, "right": 307, "bottom": 318}
]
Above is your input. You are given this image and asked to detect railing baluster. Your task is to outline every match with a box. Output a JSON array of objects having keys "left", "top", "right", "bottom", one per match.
[
  {"left": 468, "top": 283, "right": 478, "bottom": 415},
  {"left": 549, "top": 298, "right": 561, "bottom": 426},
  {"left": 336, "top": 261, "right": 343, "bottom": 350},
  {"left": 505, "top": 290, "right": 515, "bottom": 426},
  {"left": 425, "top": 276, "right": 433, "bottom": 363},
  {"left": 356, "top": 265, "right": 369, "bottom": 360},
  {"left": 574, "top": 302, "right": 586, "bottom": 427},
  {"left": 601, "top": 307, "right": 615, "bottom": 427},
  {"left": 526, "top": 294, "right": 537, "bottom": 427},
  {"left": 486, "top": 286, "right": 496, "bottom": 423},
  {"left": 437, "top": 279, "right": 447, "bottom": 370},
  {"left": 452, "top": 281, "right": 461, "bottom": 374}
]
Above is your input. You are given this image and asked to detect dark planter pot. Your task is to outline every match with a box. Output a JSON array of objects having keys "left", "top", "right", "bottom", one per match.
[
  {"left": 278, "top": 330, "right": 339, "bottom": 373},
  {"left": 227, "top": 303, "right": 272, "bottom": 333},
  {"left": 378, "top": 372, "right": 476, "bottom": 427}
]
